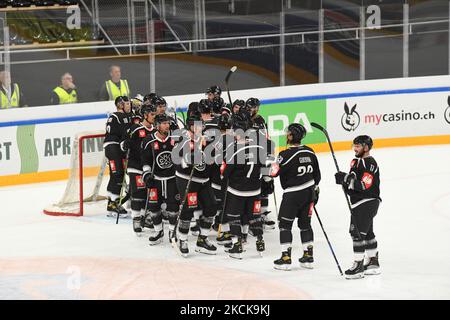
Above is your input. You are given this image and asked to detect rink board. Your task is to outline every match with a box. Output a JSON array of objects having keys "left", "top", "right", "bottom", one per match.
[{"left": 1, "top": 75, "right": 450, "bottom": 186}]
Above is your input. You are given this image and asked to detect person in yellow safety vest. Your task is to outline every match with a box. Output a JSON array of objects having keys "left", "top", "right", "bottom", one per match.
[
  {"left": 99, "top": 65, "right": 131, "bottom": 101},
  {"left": 0, "top": 71, "right": 27, "bottom": 109},
  {"left": 51, "top": 72, "right": 79, "bottom": 105}
]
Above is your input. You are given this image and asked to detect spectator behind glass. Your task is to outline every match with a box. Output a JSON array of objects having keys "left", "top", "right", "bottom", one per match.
[
  {"left": 0, "top": 71, "right": 27, "bottom": 109},
  {"left": 51, "top": 72, "right": 79, "bottom": 105}
]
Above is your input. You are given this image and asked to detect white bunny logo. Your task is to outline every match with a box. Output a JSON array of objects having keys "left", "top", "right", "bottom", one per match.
[
  {"left": 341, "top": 102, "right": 360, "bottom": 132},
  {"left": 445, "top": 97, "right": 450, "bottom": 124}
]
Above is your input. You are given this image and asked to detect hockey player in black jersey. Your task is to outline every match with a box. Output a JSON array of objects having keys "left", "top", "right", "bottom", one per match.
[
  {"left": 151, "top": 95, "right": 167, "bottom": 115},
  {"left": 104, "top": 96, "right": 133, "bottom": 217},
  {"left": 173, "top": 114, "right": 218, "bottom": 257},
  {"left": 222, "top": 109, "right": 266, "bottom": 259},
  {"left": 142, "top": 113, "right": 180, "bottom": 245},
  {"left": 208, "top": 113, "right": 233, "bottom": 236},
  {"left": 271, "top": 123, "right": 321, "bottom": 271},
  {"left": 124, "top": 104, "right": 156, "bottom": 234},
  {"left": 245, "top": 97, "right": 276, "bottom": 231},
  {"left": 335, "top": 135, "right": 381, "bottom": 279}
]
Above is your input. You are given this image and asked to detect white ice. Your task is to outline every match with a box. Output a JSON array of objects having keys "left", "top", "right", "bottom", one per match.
[{"left": 1, "top": 144, "right": 450, "bottom": 299}]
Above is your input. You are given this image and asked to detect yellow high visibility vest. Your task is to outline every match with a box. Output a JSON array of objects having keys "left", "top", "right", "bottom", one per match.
[
  {"left": 105, "top": 79, "right": 130, "bottom": 100},
  {"left": 53, "top": 86, "right": 78, "bottom": 104},
  {"left": 0, "top": 84, "right": 20, "bottom": 109}
]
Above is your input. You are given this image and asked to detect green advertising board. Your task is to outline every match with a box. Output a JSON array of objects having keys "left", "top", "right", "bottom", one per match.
[{"left": 259, "top": 99, "right": 327, "bottom": 149}]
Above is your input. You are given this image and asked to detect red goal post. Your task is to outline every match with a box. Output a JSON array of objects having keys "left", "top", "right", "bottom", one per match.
[{"left": 43, "top": 130, "right": 108, "bottom": 217}]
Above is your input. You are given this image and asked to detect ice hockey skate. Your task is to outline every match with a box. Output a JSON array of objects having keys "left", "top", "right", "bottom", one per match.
[
  {"left": 256, "top": 236, "right": 265, "bottom": 257},
  {"left": 177, "top": 239, "right": 189, "bottom": 258},
  {"left": 228, "top": 240, "right": 243, "bottom": 260},
  {"left": 216, "top": 231, "right": 232, "bottom": 245},
  {"left": 148, "top": 230, "right": 164, "bottom": 245},
  {"left": 299, "top": 245, "right": 314, "bottom": 269},
  {"left": 132, "top": 216, "right": 143, "bottom": 236},
  {"left": 106, "top": 199, "right": 129, "bottom": 218},
  {"left": 364, "top": 253, "right": 381, "bottom": 275},
  {"left": 274, "top": 248, "right": 292, "bottom": 271},
  {"left": 195, "top": 235, "right": 217, "bottom": 255},
  {"left": 345, "top": 260, "right": 365, "bottom": 279}
]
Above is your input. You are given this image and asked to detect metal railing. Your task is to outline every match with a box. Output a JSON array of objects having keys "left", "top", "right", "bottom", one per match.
[{"left": 0, "top": 18, "right": 448, "bottom": 65}]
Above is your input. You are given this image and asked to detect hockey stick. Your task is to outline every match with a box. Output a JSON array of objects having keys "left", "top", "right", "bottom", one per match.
[
  {"left": 313, "top": 206, "right": 343, "bottom": 276},
  {"left": 225, "top": 66, "right": 238, "bottom": 106},
  {"left": 310, "top": 122, "right": 362, "bottom": 239},
  {"left": 116, "top": 149, "right": 130, "bottom": 224},
  {"left": 217, "top": 179, "right": 229, "bottom": 236}
]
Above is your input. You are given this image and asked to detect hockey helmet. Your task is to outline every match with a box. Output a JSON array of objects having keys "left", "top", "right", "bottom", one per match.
[
  {"left": 287, "top": 123, "right": 306, "bottom": 144},
  {"left": 206, "top": 85, "right": 222, "bottom": 96},
  {"left": 199, "top": 99, "right": 212, "bottom": 114},
  {"left": 217, "top": 113, "right": 232, "bottom": 131}
]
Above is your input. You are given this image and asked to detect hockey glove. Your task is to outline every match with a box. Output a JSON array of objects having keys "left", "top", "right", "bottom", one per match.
[
  {"left": 335, "top": 171, "right": 349, "bottom": 185},
  {"left": 312, "top": 185, "right": 320, "bottom": 205},
  {"left": 120, "top": 140, "right": 130, "bottom": 152},
  {"left": 262, "top": 176, "right": 274, "bottom": 195},
  {"left": 142, "top": 171, "right": 154, "bottom": 188}
]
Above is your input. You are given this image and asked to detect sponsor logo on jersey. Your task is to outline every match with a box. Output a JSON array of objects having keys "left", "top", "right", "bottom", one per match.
[
  {"left": 341, "top": 102, "right": 360, "bottom": 132},
  {"left": 149, "top": 188, "right": 158, "bottom": 202},
  {"left": 253, "top": 200, "right": 261, "bottom": 214},
  {"left": 109, "top": 160, "right": 116, "bottom": 172},
  {"left": 187, "top": 192, "right": 198, "bottom": 207},
  {"left": 361, "top": 172, "right": 374, "bottom": 189},
  {"left": 139, "top": 130, "right": 146, "bottom": 138},
  {"left": 136, "top": 175, "right": 145, "bottom": 188}
]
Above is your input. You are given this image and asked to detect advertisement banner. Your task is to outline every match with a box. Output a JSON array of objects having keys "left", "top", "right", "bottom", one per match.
[
  {"left": 0, "top": 126, "right": 21, "bottom": 176},
  {"left": 34, "top": 120, "right": 106, "bottom": 172},
  {"left": 326, "top": 92, "right": 450, "bottom": 141},
  {"left": 260, "top": 99, "right": 327, "bottom": 149}
]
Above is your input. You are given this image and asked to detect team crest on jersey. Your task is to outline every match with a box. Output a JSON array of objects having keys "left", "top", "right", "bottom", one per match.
[
  {"left": 149, "top": 188, "right": 158, "bottom": 202},
  {"left": 139, "top": 130, "right": 146, "bottom": 138},
  {"left": 156, "top": 151, "right": 173, "bottom": 169},
  {"left": 194, "top": 151, "right": 206, "bottom": 172},
  {"left": 187, "top": 192, "right": 198, "bottom": 208}
]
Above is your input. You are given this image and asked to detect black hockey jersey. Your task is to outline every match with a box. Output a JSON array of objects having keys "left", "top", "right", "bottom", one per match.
[
  {"left": 345, "top": 156, "right": 381, "bottom": 205},
  {"left": 141, "top": 133, "right": 176, "bottom": 180},
  {"left": 272, "top": 145, "right": 321, "bottom": 192},
  {"left": 126, "top": 123, "right": 154, "bottom": 172},
  {"left": 104, "top": 112, "right": 132, "bottom": 147},
  {"left": 222, "top": 139, "right": 264, "bottom": 197},
  {"left": 209, "top": 132, "right": 235, "bottom": 191},
  {"left": 174, "top": 129, "right": 211, "bottom": 183}
]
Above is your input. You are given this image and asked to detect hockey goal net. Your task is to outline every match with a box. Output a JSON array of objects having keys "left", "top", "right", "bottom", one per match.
[{"left": 43, "top": 131, "right": 108, "bottom": 217}]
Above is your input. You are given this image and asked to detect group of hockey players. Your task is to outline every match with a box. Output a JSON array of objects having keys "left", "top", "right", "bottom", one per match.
[{"left": 103, "top": 85, "right": 381, "bottom": 280}]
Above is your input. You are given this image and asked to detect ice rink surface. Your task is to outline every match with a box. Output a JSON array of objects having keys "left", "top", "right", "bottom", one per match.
[{"left": 1, "top": 144, "right": 450, "bottom": 300}]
